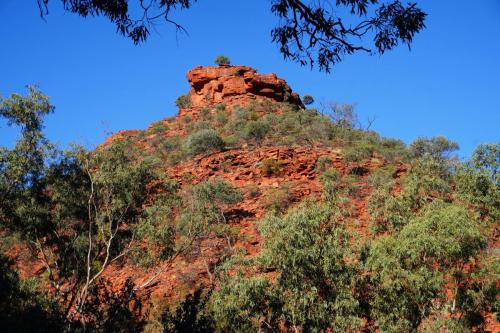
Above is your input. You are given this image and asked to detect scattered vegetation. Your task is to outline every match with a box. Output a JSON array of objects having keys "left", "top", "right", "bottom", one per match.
[{"left": 175, "top": 94, "right": 191, "bottom": 109}]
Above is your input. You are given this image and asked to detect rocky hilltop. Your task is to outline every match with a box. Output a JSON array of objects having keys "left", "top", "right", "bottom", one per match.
[{"left": 182, "top": 65, "right": 303, "bottom": 114}]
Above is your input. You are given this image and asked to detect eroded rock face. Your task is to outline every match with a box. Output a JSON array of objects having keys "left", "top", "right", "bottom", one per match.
[{"left": 185, "top": 65, "right": 303, "bottom": 110}]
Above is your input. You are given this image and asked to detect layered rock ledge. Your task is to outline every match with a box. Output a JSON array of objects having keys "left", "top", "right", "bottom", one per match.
[{"left": 185, "top": 65, "right": 303, "bottom": 111}]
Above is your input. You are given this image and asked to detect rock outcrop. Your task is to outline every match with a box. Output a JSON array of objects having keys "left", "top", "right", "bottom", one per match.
[{"left": 185, "top": 65, "right": 303, "bottom": 111}]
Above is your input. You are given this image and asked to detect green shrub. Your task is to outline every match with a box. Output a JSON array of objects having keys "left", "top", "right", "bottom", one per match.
[
  {"left": 379, "top": 138, "right": 408, "bottom": 162},
  {"left": 215, "top": 103, "right": 226, "bottom": 111},
  {"left": 315, "top": 155, "right": 332, "bottom": 172},
  {"left": 214, "top": 55, "right": 231, "bottom": 66},
  {"left": 200, "top": 107, "right": 212, "bottom": 120},
  {"left": 262, "top": 185, "right": 292, "bottom": 212},
  {"left": 222, "top": 134, "right": 240, "bottom": 147},
  {"left": 177, "top": 179, "right": 242, "bottom": 241},
  {"left": 186, "top": 120, "right": 210, "bottom": 134},
  {"left": 260, "top": 158, "right": 283, "bottom": 176},
  {"left": 215, "top": 110, "right": 228, "bottom": 125},
  {"left": 175, "top": 94, "right": 191, "bottom": 109},
  {"left": 319, "top": 169, "right": 342, "bottom": 202},
  {"left": 148, "top": 120, "right": 168, "bottom": 134},
  {"left": 366, "top": 165, "right": 396, "bottom": 189},
  {"left": 243, "top": 120, "right": 270, "bottom": 146},
  {"left": 341, "top": 143, "right": 374, "bottom": 163},
  {"left": 159, "top": 135, "right": 181, "bottom": 152},
  {"left": 185, "top": 129, "right": 225, "bottom": 155}
]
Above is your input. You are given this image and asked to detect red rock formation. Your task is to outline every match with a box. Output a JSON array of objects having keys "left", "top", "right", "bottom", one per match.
[{"left": 184, "top": 65, "right": 303, "bottom": 112}]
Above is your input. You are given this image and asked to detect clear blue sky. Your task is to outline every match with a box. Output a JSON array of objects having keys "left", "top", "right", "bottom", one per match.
[{"left": 1, "top": 1, "right": 499, "bottom": 157}]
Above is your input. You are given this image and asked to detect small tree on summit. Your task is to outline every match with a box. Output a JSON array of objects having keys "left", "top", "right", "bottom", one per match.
[
  {"left": 302, "top": 94, "right": 314, "bottom": 106},
  {"left": 214, "top": 55, "right": 231, "bottom": 66}
]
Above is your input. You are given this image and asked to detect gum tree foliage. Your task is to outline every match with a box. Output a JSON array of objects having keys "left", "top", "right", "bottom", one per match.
[
  {"left": 368, "top": 156, "right": 453, "bottom": 233},
  {"left": 178, "top": 179, "right": 242, "bottom": 241},
  {"left": 366, "top": 201, "right": 487, "bottom": 332},
  {"left": 212, "top": 202, "right": 361, "bottom": 332},
  {"left": 0, "top": 87, "right": 172, "bottom": 326},
  {"left": 471, "top": 143, "right": 500, "bottom": 183},
  {"left": 409, "top": 135, "right": 459, "bottom": 161},
  {"left": 177, "top": 179, "right": 242, "bottom": 283},
  {"left": 36, "top": 0, "right": 426, "bottom": 72},
  {"left": 455, "top": 144, "right": 500, "bottom": 221}
]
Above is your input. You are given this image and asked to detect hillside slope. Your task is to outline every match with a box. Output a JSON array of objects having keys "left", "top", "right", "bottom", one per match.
[{"left": 1, "top": 65, "right": 498, "bottom": 332}]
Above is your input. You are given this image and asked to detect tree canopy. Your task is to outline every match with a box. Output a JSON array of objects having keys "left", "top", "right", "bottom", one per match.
[{"left": 36, "top": 0, "right": 426, "bottom": 72}]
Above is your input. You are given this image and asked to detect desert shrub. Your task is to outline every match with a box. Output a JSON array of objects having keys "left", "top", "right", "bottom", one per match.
[
  {"left": 234, "top": 68, "right": 245, "bottom": 76},
  {"left": 199, "top": 107, "right": 212, "bottom": 120},
  {"left": 242, "top": 120, "right": 270, "bottom": 146},
  {"left": 367, "top": 188, "right": 413, "bottom": 233},
  {"left": 324, "top": 102, "right": 358, "bottom": 129},
  {"left": 343, "top": 174, "right": 362, "bottom": 197},
  {"left": 342, "top": 142, "right": 375, "bottom": 163},
  {"left": 366, "top": 165, "right": 396, "bottom": 189},
  {"left": 175, "top": 94, "right": 191, "bottom": 109},
  {"left": 368, "top": 158, "right": 452, "bottom": 233},
  {"left": 319, "top": 169, "right": 342, "bottom": 202},
  {"left": 214, "top": 55, "right": 231, "bottom": 66},
  {"left": 186, "top": 120, "right": 210, "bottom": 134},
  {"left": 136, "top": 130, "right": 146, "bottom": 140},
  {"left": 222, "top": 134, "right": 240, "bottom": 147},
  {"left": 315, "top": 155, "right": 332, "bottom": 172},
  {"left": 378, "top": 138, "right": 408, "bottom": 162},
  {"left": 185, "top": 129, "right": 225, "bottom": 155},
  {"left": 215, "top": 103, "right": 226, "bottom": 111},
  {"left": 215, "top": 110, "right": 227, "bottom": 126},
  {"left": 131, "top": 192, "right": 179, "bottom": 268},
  {"left": 159, "top": 135, "right": 182, "bottom": 152},
  {"left": 160, "top": 289, "right": 215, "bottom": 333},
  {"left": 148, "top": 120, "right": 168, "bottom": 134},
  {"left": 181, "top": 115, "right": 191, "bottom": 124},
  {"left": 260, "top": 158, "right": 283, "bottom": 176},
  {"left": 245, "top": 184, "right": 261, "bottom": 198},
  {"left": 262, "top": 185, "right": 292, "bottom": 213}
]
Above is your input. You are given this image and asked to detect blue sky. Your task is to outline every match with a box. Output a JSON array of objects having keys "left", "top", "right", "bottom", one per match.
[{"left": 1, "top": 1, "right": 499, "bottom": 157}]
